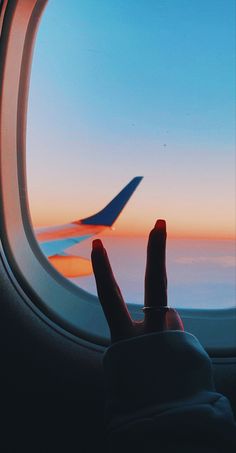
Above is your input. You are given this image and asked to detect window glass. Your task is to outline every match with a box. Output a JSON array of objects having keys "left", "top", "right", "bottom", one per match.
[{"left": 27, "top": 0, "right": 235, "bottom": 308}]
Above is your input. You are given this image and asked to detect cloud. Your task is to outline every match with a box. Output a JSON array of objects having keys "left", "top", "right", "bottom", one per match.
[{"left": 174, "top": 256, "right": 235, "bottom": 268}]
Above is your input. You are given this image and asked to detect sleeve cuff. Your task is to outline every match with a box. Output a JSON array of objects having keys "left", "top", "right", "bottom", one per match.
[{"left": 103, "top": 331, "right": 214, "bottom": 410}]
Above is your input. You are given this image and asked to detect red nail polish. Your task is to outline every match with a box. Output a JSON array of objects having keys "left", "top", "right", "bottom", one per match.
[
  {"left": 92, "top": 239, "right": 103, "bottom": 250},
  {"left": 155, "top": 219, "right": 166, "bottom": 230}
]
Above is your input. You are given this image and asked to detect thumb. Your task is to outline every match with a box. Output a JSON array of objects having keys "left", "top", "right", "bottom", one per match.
[{"left": 165, "top": 308, "right": 184, "bottom": 331}]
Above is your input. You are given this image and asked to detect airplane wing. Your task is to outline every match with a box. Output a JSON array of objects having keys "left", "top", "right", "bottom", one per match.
[
  {"left": 36, "top": 177, "right": 143, "bottom": 277},
  {"left": 78, "top": 176, "right": 143, "bottom": 226}
]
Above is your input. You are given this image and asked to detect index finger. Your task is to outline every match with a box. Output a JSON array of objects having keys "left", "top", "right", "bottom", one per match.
[{"left": 91, "top": 239, "right": 133, "bottom": 342}]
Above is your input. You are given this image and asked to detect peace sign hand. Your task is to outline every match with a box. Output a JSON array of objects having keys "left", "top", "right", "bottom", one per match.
[{"left": 91, "top": 219, "right": 183, "bottom": 343}]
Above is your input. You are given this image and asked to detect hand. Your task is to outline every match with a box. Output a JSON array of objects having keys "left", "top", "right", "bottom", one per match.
[{"left": 91, "top": 219, "right": 184, "bottom": 343}]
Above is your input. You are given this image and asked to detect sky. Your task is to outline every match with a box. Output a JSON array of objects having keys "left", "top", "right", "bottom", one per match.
[
  {"left": 26, "top": 0, "right": 235, "bottom": 240},
  {"left": 75, "top": 236, "right": 235, "bottom": 308}
]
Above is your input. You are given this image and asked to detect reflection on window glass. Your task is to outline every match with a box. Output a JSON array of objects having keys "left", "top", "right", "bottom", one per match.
[{"left": 27, "top": 0, "right": 235, "bottom": 308}]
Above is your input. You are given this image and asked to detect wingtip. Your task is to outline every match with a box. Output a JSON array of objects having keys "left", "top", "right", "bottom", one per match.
[
  {"left": 79, "top": 176, "right": 143, "bottom": 226},
  {"left": 132, "top": 176, "right": 144, "bottom": 183}
]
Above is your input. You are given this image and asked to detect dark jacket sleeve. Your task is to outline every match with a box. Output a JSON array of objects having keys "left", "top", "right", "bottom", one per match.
[{"left": 103, "top": 331, "right": 236, "bottom": 453}]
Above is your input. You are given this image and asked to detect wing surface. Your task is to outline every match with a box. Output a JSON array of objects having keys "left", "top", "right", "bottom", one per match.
[
  {"left": 36, "top": 177, "right": 143, "bottom": 276},
  {"left": 40, "top": 235, "right": 92, "bottom": 258}
]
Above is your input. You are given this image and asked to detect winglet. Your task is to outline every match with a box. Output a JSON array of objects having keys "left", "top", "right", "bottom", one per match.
[{"left": 79, "top": 177, "right": 143, "bottom": 226}]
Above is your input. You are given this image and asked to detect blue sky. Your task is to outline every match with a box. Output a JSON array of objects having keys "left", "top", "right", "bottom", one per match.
[{"left": 27, "top": 0, "right": 235, "bottom": 238}]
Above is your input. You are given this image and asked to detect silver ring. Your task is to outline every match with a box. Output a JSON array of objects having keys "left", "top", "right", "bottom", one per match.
[{"left": 142, "top": 306, "right": 170, "bottom": 312}]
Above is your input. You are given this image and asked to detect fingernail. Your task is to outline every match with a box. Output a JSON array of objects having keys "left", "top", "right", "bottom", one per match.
[
  {"left": 155, "top": 219, "right": 166, "bottom": 230},
  {"left": 92, "top": 239, "right": 103, "bottom": 250}
]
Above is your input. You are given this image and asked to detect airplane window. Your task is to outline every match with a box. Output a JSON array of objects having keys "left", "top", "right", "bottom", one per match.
[{"left": 26, "top": 0, "right": 235, "bottom": 311}]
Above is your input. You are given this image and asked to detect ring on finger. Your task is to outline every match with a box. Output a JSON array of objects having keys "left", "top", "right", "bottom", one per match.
[{"left": 142, "top": 306, "right": 170, "bottom": 312}]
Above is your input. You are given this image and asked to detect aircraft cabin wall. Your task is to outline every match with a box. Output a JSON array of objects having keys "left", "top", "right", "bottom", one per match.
[{"left": 0, "top": 255, "right": 106, "bottom": 451}]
